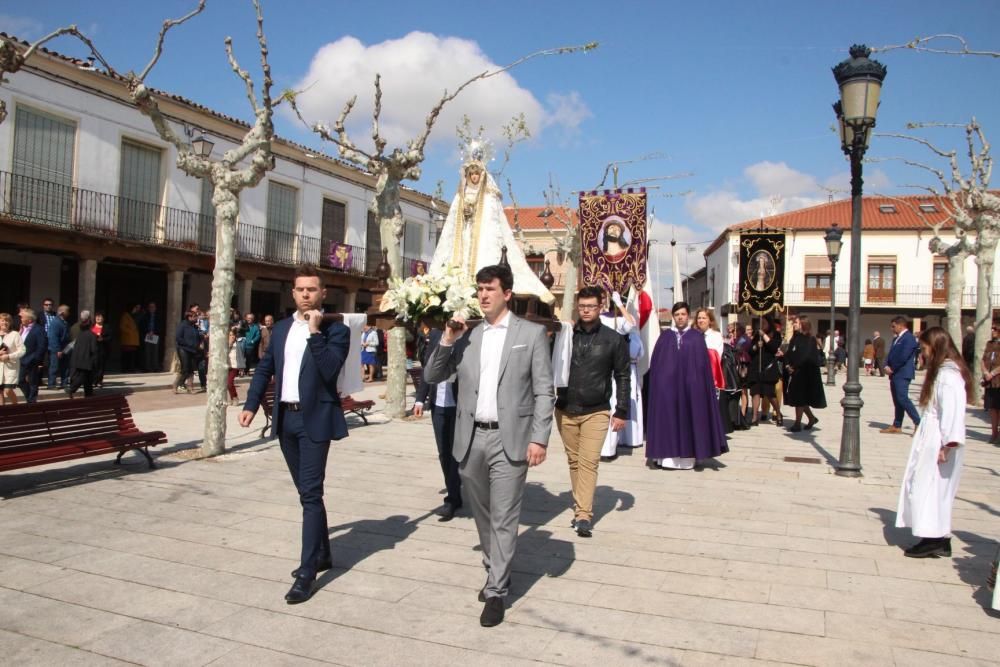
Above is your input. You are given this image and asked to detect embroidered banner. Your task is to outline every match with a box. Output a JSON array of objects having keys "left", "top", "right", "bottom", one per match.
[
  {"left": 738, "top": 233, "right": 786, "bottom": 315},
  {"left": 328, "top": 242, "right": 353, "bottom": 271},
  {"left": 579, "top": 189, "right": 648, "bottom": 296}
]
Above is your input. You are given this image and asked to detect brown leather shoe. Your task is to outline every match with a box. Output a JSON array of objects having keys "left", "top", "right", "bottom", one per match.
[{"left": 879, "top": 425, "right": 903, "bottom": 434}]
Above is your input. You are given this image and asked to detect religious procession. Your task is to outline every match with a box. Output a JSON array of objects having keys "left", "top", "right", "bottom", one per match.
[{"left": 1, "top": 3, "right": 997, "bottom": 661}]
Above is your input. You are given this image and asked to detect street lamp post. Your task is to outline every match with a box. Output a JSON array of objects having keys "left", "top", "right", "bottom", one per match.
[
  {"left": 825, "top": 223, "right": 843, "bottom": 386},
  {"left": 832, "top": 44, "right": 887, "bottom": 478}
]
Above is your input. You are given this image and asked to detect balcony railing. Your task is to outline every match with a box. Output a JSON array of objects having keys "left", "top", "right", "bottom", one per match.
[
  {"left": 0, "top": 170, "right": 376, "bottom": 273},
  {"left": 779, "top": 284, "right": 999, "bottom": 308}
]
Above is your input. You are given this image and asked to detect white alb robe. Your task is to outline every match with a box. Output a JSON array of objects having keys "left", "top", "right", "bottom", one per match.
[
  {"left": 895, "top": 361, "right": 966, "bottom": 538},
  {"left": 600, "top": 315, "right": 644, "bottom": 457}
]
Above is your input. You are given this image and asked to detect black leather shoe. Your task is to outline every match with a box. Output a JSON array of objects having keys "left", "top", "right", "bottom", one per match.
[
  {"left": 284, "top": 576, "right": 315, "bottom": 604},
  {"left": 479, "top": 597, "right": 505, "bottom": 627},
  {"left": 904, "top": 537, "right": 952, "bottom": 558},
  {"left": 437, "top": 502, "right": 460, "bottom": 522},
  {"left": 575, "top": 519, "right": 593, "bottom": 538},
  {"left": 291, "top": 556, "right": 332, "bottom": 579}
]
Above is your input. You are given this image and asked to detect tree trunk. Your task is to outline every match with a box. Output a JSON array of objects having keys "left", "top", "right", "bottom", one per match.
[
  {"left": 944, "top": 250, "right": 967, "bottom": 345},
  {"left": 972, "top": 234, "right": 997, "bottom": 404},
  {"left": 560, "top": 254, "right": 578, "bottom": 318},
  {"left": 375, "top": 171, "right": 408, "bottom": 418},
  {"left": 201, "top": 187, "right": 239, "bottom": 457}
]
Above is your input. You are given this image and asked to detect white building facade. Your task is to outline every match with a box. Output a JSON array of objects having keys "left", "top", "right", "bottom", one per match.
[
  {"left": 704, "top": 196, "right": 999, "bottom": 337},
  {"left": 0, "top": 37, "right": 440, "bottom": 368}
]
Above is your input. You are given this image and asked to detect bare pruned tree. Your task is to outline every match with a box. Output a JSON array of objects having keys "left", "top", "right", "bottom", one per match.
[
  {"left": 878, "top": 118, "right": 997, "bottom": 397},
  {"left": 288, "top": 42, "right": 597, "bottom": 418},
  {"left": 872, "top": 35, "right": 1000, "bottom": 58},
  {"left": 3, "top": 0, "right": 279, "bottom": 455}
]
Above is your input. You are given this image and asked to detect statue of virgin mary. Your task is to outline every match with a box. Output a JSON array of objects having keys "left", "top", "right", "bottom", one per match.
[{"left": 430, "top": 145, "right": 555, "bottom": 304}]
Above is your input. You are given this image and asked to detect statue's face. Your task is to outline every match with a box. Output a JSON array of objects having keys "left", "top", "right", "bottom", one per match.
[{"left": 467, "top": 169, "right": 482, "bottom": 186}]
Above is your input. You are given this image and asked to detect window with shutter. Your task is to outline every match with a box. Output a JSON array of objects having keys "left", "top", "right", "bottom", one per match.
[
  {"left": 198, "top": 179, "right": 216, "bottom": 252},
  {"left": 366, "top": 210, "right": 381, "bottom": 274},
  {"left": 321, "top": 198, "right": 347, "bottom": 267},
  {"left": 266, "top": 181, "right": 298, "bottom": 261},
  {"left": 403, "top": 221, "right": 423, "bottom": 258},
  {"left": 119, "top": 139, "right": 162, "bottom": 240},
  {"left": 11, "top": 106, "right": 76, "bottom": 226}
]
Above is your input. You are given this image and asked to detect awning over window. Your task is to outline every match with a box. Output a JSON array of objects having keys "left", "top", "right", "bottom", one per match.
[
  {"left": 867, "top": 255, "right": 897, "bottom": 265},
  {"left": 804, "top": 255, "right": 832, "bottom": 274}
]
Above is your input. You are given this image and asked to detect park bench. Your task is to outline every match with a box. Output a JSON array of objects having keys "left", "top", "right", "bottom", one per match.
[
  {"left": 0, "top": 394, "right": 166, "bottom": 472},
  {"left": 259, "top": 383, "right": 375, "bottom": 437}
]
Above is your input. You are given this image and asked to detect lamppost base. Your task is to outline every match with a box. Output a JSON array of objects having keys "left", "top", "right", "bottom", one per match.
[{"left": 835, "top": 466, "right": 863, "bottom": 478}]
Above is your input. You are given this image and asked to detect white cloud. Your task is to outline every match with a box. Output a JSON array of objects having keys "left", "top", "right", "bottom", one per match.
[
  {"left": 744, "top": 161, "right": 819, "bottom": 198},
  {"left": 289, "top": 32, "right": 589, "bottom": 154},
  {"left": 685, "top": 161, "right": 846, "bottom": 231},
  {"left": 0, "top": 14, "right": 45, "bottom": 40},
  {"left": 542, "top": 91, "right": 592, "bottom": 134}
]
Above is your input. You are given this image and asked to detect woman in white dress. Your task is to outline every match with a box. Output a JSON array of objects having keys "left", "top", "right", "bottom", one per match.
[
  {"left": 600, "top": 292, "right": 643, "bottom": 459},
  {"left": 0, "top": 312, "right": 25, "bottom": 405},
  {"left": 430, "top": 156, "right": 554, "bottom": 304},
  {"left": 895, "top": 326, "right": 972, "bottom": 558}
]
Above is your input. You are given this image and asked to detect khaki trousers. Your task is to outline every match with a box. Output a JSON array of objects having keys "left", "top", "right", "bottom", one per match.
[{"left": 556, "top": 409, "right": 609, "bottom": 522}]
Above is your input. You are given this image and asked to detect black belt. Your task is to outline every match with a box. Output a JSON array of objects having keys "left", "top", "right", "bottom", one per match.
[
  {"left": 280, "top": 402, "right": 302, "bottom": 412},
  {"left": 475, "top": 420, "right": 500, "bottom": 430}
]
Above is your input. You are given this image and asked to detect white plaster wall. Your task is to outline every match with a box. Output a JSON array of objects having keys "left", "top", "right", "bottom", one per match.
[{"left": 4, "top": 69, "right": 436, "bottom": 262}]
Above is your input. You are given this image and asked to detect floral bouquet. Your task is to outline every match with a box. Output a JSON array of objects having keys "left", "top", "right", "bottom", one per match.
[{"left": 380, "top": 266, "right": 482, "bottom": 324}]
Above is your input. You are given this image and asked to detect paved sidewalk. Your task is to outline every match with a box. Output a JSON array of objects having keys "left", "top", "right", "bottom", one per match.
[{"left": 0, "top": 373, "right": 998, "bottom": 665}]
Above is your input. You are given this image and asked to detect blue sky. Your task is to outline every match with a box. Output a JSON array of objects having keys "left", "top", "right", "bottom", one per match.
[{"left": 5, "top": 0, "right": 1000, "bottom": 262}]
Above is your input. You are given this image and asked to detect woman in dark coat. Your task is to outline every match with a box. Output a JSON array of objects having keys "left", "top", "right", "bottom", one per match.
[
  {"left": 747, "top": 316, "right": 783, "bottom": 426},
  {"left": 783, "top": 315, "right": 826, "bottom": 431}
]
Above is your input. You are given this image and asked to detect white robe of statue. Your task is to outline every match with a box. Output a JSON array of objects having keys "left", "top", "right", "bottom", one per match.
[
  {"left": 430, "top": 162, "right": 554, "bottom": 303},
  {"left": 600, "top": 314, "right": 644, "bottom": 457},
  {"left": 895, "top": 361, "right": 966, "bottom": 538}
]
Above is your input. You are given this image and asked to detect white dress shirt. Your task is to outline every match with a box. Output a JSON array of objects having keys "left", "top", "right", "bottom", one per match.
[
  {"left": 281, "top": 313, "right": 311, "bottom": 402},
  {"left": 435, "top": 382, "right": 456, "bottom": 408},
  {"left": 476, "top": 311, "right": 509, "bottom": 421}
]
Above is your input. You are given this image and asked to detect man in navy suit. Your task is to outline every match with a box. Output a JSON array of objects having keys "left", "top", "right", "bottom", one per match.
[
  {"left": 413, "top": 324, "right": 462, "bottom": 521},
  {"left": 17, "top": 308, "right": 46, "bottom": 404},
  {"left": 882, "top": 315, "right": 921, "bottom": 434},
  {"left": 239, "top": 266, "right": 350, "bottom": 604}
]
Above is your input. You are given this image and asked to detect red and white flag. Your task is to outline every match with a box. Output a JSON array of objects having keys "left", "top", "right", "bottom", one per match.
[{"left": 629, "top": 277, "right": 659, "bottom": 377}]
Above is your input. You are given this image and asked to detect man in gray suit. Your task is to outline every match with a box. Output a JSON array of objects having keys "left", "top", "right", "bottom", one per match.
[{"left": 425, "top": 264, "right": 554, "bottom": 627}]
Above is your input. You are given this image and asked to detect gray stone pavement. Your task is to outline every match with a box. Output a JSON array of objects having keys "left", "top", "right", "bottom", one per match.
[{"left": 1, "top": 372, "right": 998, "bottom": 665}]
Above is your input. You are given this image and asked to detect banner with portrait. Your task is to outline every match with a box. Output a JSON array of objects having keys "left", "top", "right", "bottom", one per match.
[
  {"left": 328, "top": 242, "right": 353, "bottom": 271},
  {"left": 738, "top": 233, "right": 786, "bottom": 316},
  {"left": 579, "top": 189, "right": 648, "bottom": 296}
]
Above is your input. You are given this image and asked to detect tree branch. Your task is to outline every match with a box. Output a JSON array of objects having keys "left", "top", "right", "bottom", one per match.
[
  {"left": 286, "top": 93, "right": 374, "bottom": 165},
  {"left": 137, "top": 0, "right": 206, "bottom": 81},
  {"left": 872, "top": 34, "right": 1000, "bottom": 58},
  {"left": 408, "top": 41, "right": 598, "bottom": 159},
  {"left": 225, "top": 36, "right": 259, "bottom": 114},
  {"left": 371, "top": 73, "right": 387, "bottom": 157}
]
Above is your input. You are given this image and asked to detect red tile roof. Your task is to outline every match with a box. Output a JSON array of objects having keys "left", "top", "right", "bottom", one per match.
[
  {"left": 504, "top": 206, "right": 579, "bottom": 231},
  {"left": 704, "top": 194, "right": 955, "bottom": 256}
]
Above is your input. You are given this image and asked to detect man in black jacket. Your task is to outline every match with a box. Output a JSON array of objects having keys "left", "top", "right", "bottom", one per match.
[
  {"left": 174, "top": 310, "right": 202, "bottom": 394},
  {"left": 413, "top": 324, "right": 462, "bottom": 521},
  {"left": 555, "top": 286, "right": 630, "bottom": 537},
  {"left": 66, "top": 311, "right": 99, "bottom": 398}
]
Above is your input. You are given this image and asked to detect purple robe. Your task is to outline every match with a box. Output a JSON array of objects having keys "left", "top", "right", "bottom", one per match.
[{"left": 646, "top": 327, "right": 729, "bottom": 461}]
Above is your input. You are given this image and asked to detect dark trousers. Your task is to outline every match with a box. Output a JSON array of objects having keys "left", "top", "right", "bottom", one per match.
[
  {"left": 196, "top": 353, "right": 207, "bottom": 388},
  {"left": 68, "top": 369, "right": 94, "bottom": 397},
  {"left": 243, "top": 347, "right": 258, "bottom": 372},
  {"left": 226, "top": 368, "right": 239, "bottom": 399},
  {"left": 143, "top": 341, "right": 161, "bottom": 372},
  {"left": 121, "top": 347, "right": 137, "bottom": 373},
  {"left": 47, "top": 350, "right": 62, "bottom": 387},
  {"left": 18, "top": 365, "right": 40, "bottom": 403},
  {"left": 175, "top": 349, "right": 196, "bottom": 388},
  {"left": 890, "top": 374, "right": 920, "bottom": 427},
  {"left": 431, "top": 405, "right": 462, "bottom": 507},
  {"left": 279, "top": 408, "right": 331, "bottom": 579}
]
